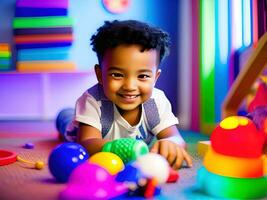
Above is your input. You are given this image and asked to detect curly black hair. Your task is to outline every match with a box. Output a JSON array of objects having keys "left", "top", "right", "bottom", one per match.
[{"left": 90, "top": 20, "right": 171, "bottom": 65}]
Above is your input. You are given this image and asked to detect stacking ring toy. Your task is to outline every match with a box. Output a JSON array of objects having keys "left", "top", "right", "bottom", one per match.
[
  {"left": 204, "top": 147, "right": 263, "bottom": 178},
  {"left": 0, "top": 149, "right": 17, "bottom": 166},
  {"left": 211, "top": 116, "right": 265, "bottom": 158},
  {"left": 264, "top": 155, "right": 267, "bottom": 175},
  {"left": 197, "top": 167, "right": 267, "bottom": 199}
]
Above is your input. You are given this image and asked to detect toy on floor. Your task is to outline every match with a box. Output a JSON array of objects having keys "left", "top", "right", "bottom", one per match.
[
  {"left": 17, "top": 155, "right": 44, "bottom": 170},
  {"left": 197, "top": 140, "right": 211, "bottom": 157},
  {"left": 134, "top": 153, "right": 170, "bottom": 184},
  {"left": 0, "top": 149, "right": 44, "bottom": 170},
  {"left": 102, "top": 138, "right": 149, "bottom": 163},
  {"left": 59, "top": 162, "right": 128, "bottom": 200},
  {"left": 89, "top": 152, "right": 124, "bottom": 175},
  {"left": 23, "top": 142, "right": 34, "bottom": 149},
  {"left": 115, "top": 153, "right": 175, "bottom": 198},
  {"left": 48, "top": 142, "right": 89, "bottom": 183},
  {"left": 0, "top": 149, "right": 17, "bottom": 166},
  {"left": 210, "top": 116, "right": 265, "bottom": 157},
  {"left": 167, "top": 167, "right": 179, "bottom": 183},
  {"left": 197, "top": 116, "right": 267, "bottom": 199},
  {"left": 59, "top": 149, "right": 178, "bottom": 199}
]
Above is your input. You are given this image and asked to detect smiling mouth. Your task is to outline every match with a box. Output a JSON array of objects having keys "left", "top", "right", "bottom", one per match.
[{"left": 118, "top": 94, "right": 139, "bottom": 99}]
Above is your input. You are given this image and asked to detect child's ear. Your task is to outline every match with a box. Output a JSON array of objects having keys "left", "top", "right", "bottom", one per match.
[
  {"left": 94, "top": 64, "right": 103, "bottom": 84},
  {"left": 154, "top": 69, "right": 161, "bottom": 84}
]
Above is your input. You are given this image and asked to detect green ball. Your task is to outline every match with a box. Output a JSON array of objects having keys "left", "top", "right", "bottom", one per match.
[{"left": 102, "top": 138, "right": 149, "bottom": 163}]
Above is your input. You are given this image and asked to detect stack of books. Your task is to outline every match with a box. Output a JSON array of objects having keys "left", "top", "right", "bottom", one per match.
[
  {"left": 0, "top": 43, "right": 11, "bottom": 70},
  {"left": 13, "top": 0, "right": 76, "bottom": 72}
]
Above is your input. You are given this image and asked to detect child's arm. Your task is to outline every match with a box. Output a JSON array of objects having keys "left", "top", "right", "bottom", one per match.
[
  {"left": 77, "top": 123, "right": 110, "bottom": 155},
  {"left": 150, "top": 125, "right": 193, "bottom": 170}
]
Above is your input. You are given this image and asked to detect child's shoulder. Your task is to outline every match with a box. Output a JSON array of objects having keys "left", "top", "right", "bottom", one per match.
[
  {"left": 85, "top": 84, "right": 107, "bottom": 101},
  {"left": 151, "top": 87, "right": 166, "bottom": 99}
]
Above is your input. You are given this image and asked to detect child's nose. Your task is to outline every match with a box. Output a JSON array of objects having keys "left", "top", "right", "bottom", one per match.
[{"left": 123, "top": 78, "right": 137, "bottom": 90}]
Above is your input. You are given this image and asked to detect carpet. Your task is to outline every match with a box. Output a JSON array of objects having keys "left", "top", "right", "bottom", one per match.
[{"left": 0, "top": 128, "right": 210, "bottom": 200}]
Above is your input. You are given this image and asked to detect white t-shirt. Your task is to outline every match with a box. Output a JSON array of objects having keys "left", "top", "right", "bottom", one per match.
[{"left": 71, "top": 84, "right": 180, "bottom": 145}]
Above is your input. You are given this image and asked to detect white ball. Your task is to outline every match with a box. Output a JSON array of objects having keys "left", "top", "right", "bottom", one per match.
[{"left": 135, "top": 153, "right": 169, "bottom": 184}]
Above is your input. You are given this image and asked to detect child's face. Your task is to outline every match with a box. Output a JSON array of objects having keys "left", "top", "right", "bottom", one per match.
[{"left": 96, "top": 44, "right": 161, "bottom": 113}]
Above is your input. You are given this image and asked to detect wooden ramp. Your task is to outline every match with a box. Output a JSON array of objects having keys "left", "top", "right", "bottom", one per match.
[{"left": 222, "top": 32, "right": 267, "bottom": 118}]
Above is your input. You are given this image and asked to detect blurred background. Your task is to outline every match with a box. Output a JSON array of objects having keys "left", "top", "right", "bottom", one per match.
[{"left": 0, "top": 0, "right": 266, "bottom": 135}]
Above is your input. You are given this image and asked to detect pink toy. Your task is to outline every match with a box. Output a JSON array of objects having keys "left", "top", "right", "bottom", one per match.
[
  {"left": 248, "top": 81, "right": 267, "bottom": 112},
  {"left": 59, "top": 162, "right": 128, "bottom": 200}
]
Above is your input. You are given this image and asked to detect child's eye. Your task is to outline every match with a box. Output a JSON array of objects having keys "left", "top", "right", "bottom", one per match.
[
  {"left": 110, "top": 73, "right": 123, "bottom": 78},
  {"left": 138, "top": 74, "right": 150, "bottom": 80}
]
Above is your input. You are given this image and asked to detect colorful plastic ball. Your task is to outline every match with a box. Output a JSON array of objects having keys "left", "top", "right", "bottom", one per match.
[
  {"left": 59, "top": 162, "right": 128, "bottom": 200},
  {"left": 89, "top": 152, "right": 124, "bottom": 175},
  {"left": 135, "top": 153, "right": 169, "bottom": 184},
  {"left": 211, "top": 116, "right": 265, "bottom": 158},
  {"left": 48, "top": 142, "right": 89, "bottom": 183}
]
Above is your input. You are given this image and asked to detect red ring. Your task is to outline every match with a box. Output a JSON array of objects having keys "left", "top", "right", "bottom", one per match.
[{"left": 0, "top": 149, "right": 17, "bottom": 166}]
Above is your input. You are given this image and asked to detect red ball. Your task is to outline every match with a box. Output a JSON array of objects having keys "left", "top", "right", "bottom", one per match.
[{"left": 211, "top": 116, "right": 265, "bottom": 158}]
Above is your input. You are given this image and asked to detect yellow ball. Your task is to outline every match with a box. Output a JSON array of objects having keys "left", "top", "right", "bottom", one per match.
[
  {"left": 89, "top": 152, "right": 124, "bottom": 175},
  {"left": 35, "top": 161, "right": 44, "bottom": 170}
]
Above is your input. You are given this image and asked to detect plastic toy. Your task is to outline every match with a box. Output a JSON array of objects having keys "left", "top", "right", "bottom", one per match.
[
  {"left": 89, "top": 152, "right": 124, "bottom": 175},
  {"left": 143, "top": 178, "right": 160, "bottom": 198},
  {"left": 203, "top": 147, "right": 263, "bottom": 178},
  {"left": 23, "top": 142, "right": 34, "bottom": 149},
  {"left": 59, "top": 162, "right": 128, "bottom": 200},
  {"left": 0, "top": 149, "right": 44, "bottom": 169},
  {"left": 197, "top": 140, "right": 210, "bottom": 157},
  {"left": 248, "top": 79, "right": 267, "bottom": 112},
  {"left": 211, "top": 116, "right": 265, "bottom": 157},
  {"left": 48, "top": 142, "right": 89, "bottom": 182},
  {"left": 166, "top": 167, "right": 179, "bottom": 183},
  {"left": 102, "top": 138, "right": 149, "bottom": 163},
  {"left": 134, "top": 153, "right": 169, "bottom": 184},
  {"left": 248, "top": 106, "right": 267, "bottom": 135},
  {"left": 0, "top": 149, "right": 17, "bottom": 166},
  {"left": 197, "top": 167, "right": 267, "bottom": 199},
  {"left": 17, "top": 155, "right": 44, "bottom": 170},
  {"left": 264, "top": 155, "right": 267, "bottom": 175},
  {"left": 116, "top": 162, "right": 143, "bottom": 181},
  {"left": 197, "top": 115, "right": 267, "bottom": 199}
]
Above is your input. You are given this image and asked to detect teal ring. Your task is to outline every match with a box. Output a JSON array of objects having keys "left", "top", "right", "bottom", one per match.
[{"left": 197, "top": 167, "right": 267, "bottom": 199}]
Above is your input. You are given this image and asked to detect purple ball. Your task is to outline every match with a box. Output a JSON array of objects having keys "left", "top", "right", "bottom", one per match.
[{"left": 59, "top": 162, "right": 128, "bottom": 200}]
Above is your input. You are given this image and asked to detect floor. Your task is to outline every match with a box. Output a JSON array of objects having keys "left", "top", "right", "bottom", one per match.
[{"left": 0, "top": 121, "right": 213, "bottom": 200}]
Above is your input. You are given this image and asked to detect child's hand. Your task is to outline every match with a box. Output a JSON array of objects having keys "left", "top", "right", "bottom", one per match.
[{"left": 150, "top": 140, "right": 193, "bottom": 170}]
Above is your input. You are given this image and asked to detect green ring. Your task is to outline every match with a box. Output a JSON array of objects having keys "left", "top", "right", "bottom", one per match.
[{"left": 197, "top": 167, "right": 267, "bottom": 199}]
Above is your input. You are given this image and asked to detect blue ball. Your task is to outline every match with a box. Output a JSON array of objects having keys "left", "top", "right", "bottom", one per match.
[{"left": 48, "top": 142, "right": 89, "bottom": 182}]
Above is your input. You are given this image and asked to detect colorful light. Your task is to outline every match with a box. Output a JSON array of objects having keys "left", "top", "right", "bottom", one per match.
[
  {"left": 215, "top": 0, "right": 229, "bottom": 122},
  {"left": 200, "top": 0, "right": 215, "bottom": 133},
  {"left": 243, "top": 0, "right": 252, "bottom": 47}
]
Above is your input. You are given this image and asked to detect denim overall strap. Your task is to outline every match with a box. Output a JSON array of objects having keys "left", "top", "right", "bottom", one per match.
[
  {"left": 88, "top": 84, "right": 114, "bottom": 138},
  {"left": 143, "top": 98, "right": 160, "bottom": 130}
]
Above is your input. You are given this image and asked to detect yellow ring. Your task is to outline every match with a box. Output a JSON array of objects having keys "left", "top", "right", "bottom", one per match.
[{"left": 204, "top": 147, "right": 263, "bottom": 178}]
